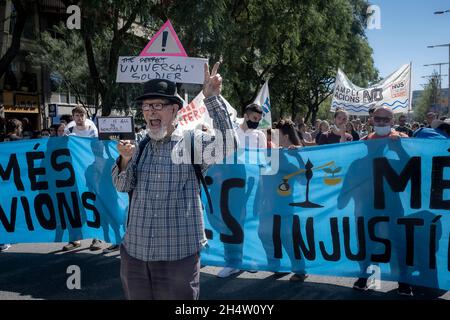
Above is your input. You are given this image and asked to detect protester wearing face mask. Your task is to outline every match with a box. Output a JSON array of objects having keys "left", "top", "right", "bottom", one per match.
[
  {"left": 217, "top": 103, "right": 266, "bottom": 279},
  {"left": 361, "top": 107, "right": 408, "bottom": 140},
  {"left": 234, "top": 103, "right": 267, "bottom": 149},
  {"left": 40, "top": 129, "right": 51, "bottom": 138},
  {"left": 353, "top": 106, "right": 412, "bottom": 296}
]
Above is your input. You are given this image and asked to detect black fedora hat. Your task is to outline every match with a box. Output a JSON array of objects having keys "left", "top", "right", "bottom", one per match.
[{"left": 135, "top": 79, "right": 184, "bottom": 109}]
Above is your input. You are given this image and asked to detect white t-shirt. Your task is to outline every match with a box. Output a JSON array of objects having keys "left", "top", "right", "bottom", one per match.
[
  {"left": 65, "top": 124, "right": 98, "bottom": 137},
  {"left": 236, "top": 126, "right": 267, "bottom": 149}
]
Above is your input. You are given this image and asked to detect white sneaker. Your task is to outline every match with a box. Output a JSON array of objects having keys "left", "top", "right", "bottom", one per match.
[
  {"left": 217, "top": 267, "right": 240, "bottom": 278},
  {"left": 0, "top": 244, "right": 11, "bottom": 252}
]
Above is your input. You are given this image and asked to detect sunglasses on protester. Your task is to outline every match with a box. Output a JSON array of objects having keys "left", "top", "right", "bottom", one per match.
[{"left": 373, "top": 116, "right": 392, "bottom": 123}]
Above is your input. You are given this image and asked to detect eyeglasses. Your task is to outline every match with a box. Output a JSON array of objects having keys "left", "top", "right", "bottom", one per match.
[
  {"left": 141, "top": 103, "right": 172, "bottom": 111},
  {"left": 373, "top": 116, "right": 392, "bottom": 123}
]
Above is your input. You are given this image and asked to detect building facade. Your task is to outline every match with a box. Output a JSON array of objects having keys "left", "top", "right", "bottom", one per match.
[{"left": 0, "top": 0, "right": 95, "bottom": 133}]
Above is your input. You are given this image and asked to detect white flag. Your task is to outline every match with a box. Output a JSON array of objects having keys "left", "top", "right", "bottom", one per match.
[
  {"left": 331, "top": 63, "right": 412, "bottom": 115},
  {"left": 253, "top": 81, "right": 272, "bottom": 129}
]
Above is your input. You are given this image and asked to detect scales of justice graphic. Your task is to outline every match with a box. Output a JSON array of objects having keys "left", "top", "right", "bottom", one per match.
[{"left": 277, "top": 159, "right": 343, "bottom": 208}]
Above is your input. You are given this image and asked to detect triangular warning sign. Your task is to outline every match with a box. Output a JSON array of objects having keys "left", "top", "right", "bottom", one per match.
[{"left": 139, "top": 20, "right": 188, "bottom": 57}]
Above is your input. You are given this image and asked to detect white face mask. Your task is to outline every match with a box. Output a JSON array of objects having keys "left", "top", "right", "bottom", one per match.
[{"left": 374, "top": 126, "right": 391, "bottom": 136}]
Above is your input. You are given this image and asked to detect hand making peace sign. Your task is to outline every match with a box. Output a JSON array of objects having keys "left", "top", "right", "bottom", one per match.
[{"left": 203, "top": 61, "right": 222, "bottom": 98}]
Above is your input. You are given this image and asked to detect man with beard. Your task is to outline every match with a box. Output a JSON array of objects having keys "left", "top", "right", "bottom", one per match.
[
  {"left": 394, "top": 114, "right": 413, "bottom": 137},
  {"left": 112, "top": 62, "right": 237, "bottom": 299}
]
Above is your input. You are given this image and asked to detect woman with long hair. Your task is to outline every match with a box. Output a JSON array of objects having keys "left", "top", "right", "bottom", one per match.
[
  {"left": 276, "top": 119, "right": 302, "bottom": 148},
  {"left": 272, "top": 119, "right": 308, "bottom": 281},
  {"left": 346, "top": 122, "right": 360, "bottom": 141},
  {"left": 315, "top": 120, "right": 330, "bottom": 144}
]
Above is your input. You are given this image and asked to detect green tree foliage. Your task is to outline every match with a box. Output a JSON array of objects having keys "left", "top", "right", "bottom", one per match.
[
  {"left": 414, "top": 72, "right": 441, "bottom": 122},
  {"left": 316, "top": 96, "right": 335, "bottom": 122},
  {"left": 30, "top": 24, "right": 94, "bottom": 112},
  {"left": 34, "top": 0, "right": 377, "bottom": 121},
  {"left": 153, "top": 0, "right": 378, "bottom": 122},
  {"left": 34, "top": 0, "right": 160, "bottom": 116}
]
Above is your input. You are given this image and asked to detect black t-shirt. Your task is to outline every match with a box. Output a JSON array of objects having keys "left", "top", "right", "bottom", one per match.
[
  {"left": 395, "top": 125, "right": 413, "bottom": 137},
  {"left": 318, "top": 131, "right": 353, "bottom": 145},
  {"left": 350, "top": 130, "right": 360, "bottom": 141}
]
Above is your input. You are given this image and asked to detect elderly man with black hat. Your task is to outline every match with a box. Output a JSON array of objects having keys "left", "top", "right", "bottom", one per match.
[{"left": 112, "top": 62, "right": 237, "bottom": 300}]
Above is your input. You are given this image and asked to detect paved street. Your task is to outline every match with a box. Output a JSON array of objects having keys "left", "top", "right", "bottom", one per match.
[{"left": 0, "top": 242, "right": 448, "bottom": 300}]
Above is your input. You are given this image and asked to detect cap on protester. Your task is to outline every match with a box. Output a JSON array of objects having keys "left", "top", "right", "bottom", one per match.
[{"left": 135, "top": 79, "right": 184, "bottom": 110}]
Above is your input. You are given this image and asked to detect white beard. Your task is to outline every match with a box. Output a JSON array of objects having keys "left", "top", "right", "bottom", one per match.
[{"left": 148, "top": 124, "right": 168, "bottom": 141}]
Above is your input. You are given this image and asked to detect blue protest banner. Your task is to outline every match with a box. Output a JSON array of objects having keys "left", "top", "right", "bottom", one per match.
[
  {"left": 200, "top": 139, "right": 450, "bottom": 291},
  {"left": 0, "top": 136, "right": 127, "bottom": 244},
  {"left": 0, "top": 137, "right": 449, "bottom": 290}
]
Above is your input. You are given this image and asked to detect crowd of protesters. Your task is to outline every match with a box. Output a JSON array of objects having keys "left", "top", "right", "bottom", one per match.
[
  {"left": 0, "top": 109, "right": 119, "bottom": 254},
  {"left": 261, "top": 107, "right": 448, "bottom": 297},
  {"left": 1, "top": 97, "right": 449, "bottom": 298},
  {"left": 266, "top": 109, "right": 449, "bottom": 150},
  {"left": 0, "top": 116, "right": 67, "bottom": 142}
]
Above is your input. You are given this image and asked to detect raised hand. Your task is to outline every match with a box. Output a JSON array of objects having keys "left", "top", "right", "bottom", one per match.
[
  {"left": 337, "top": 124, "right": 347, "bottom": 137},
  {"left": 118, "top": 140, "right": 136, "bottom": 160},
  {"left": 203, "top": 62, "right": 222, "bottom": 98}
]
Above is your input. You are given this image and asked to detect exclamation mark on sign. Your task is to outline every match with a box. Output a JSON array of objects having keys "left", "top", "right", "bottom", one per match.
[{"left": 161, "top": 30, "right": 168, "bottom": 52}]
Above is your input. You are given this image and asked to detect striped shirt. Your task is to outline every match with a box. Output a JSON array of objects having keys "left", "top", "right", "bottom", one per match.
[{"left": 112, "top": 96, "right": 236, "bottom": 261}]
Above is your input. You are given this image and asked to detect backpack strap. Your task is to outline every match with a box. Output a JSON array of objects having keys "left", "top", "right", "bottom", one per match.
[
  {"left": 136, "top": 135, "right": 151, "bottom": 165},
  {"left": 69, "top": 126, "right": 74, "bottom": 133},
  {"left": 189, "top": 130, "right": 214, "bottom": 214},
  {"left": 127, "top": 135, "right": 150, "bottom": 227}
]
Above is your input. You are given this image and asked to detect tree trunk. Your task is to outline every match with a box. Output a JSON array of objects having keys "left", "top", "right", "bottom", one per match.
[{"left": 0, "top": 0, "right": 28, "bottom": 79}]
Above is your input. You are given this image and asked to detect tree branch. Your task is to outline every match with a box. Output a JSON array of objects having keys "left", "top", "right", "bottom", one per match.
[
  {"left": 108, "top": 1, "right": 142, "bottom": 75},
  {"left": 83, "top": 33, "right": 105, "bottom": 97}
]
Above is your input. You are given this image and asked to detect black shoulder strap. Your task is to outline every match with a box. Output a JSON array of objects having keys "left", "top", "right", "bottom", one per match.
[
  {"left": 69, "top": 126, "right": 74, "bottom": 133},
  {"left": 136, "top": 135, "right": 151, "bottom": 165},
  {"left": 190, "top": 131, "right": 214, "bottom": 214},
  {"left": 127, "top": 135, "right": 150, "bottom": 227}
]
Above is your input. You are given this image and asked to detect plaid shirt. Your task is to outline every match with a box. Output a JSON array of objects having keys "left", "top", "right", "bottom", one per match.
[{"left": 112, "top": 96, "right": 236, "bottom": 261}]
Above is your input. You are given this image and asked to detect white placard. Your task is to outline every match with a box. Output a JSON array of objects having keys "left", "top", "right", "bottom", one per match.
[
  {"left": 116, "top": 56, "right": 208, "bottom": 84},
  {"left": 97, "top": 117, "right": 133, "bottom": 133}
]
